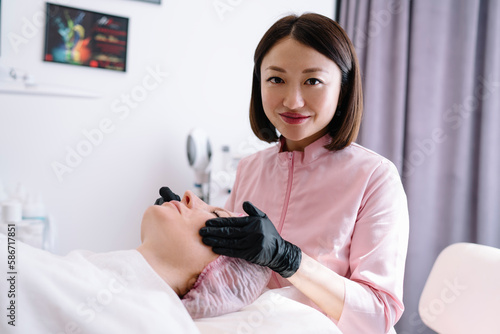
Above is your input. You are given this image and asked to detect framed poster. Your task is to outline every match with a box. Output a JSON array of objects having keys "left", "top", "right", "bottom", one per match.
[
  {"left": 132, "top": 0, "right": 161, "bottom": 4},
  {"left": 44, "top": 3, "right": 129, "bottom": 72}
]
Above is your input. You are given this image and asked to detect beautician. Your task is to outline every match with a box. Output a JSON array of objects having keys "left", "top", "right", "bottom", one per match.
[{"left": 198, "top": 13, "right": 409, "bottom": 334}]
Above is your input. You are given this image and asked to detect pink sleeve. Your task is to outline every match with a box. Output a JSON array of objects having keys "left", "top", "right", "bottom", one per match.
[{"left": 337, "top": 161, "right": 409, "bottom": 334}]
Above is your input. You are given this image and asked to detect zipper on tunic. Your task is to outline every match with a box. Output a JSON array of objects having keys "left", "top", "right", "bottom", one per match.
[
  {"left": 272, "top": 152, "right": 294, "bottom": 288},
  {"left": 278, "top": 151, "right": 294, "bottom": 233}
]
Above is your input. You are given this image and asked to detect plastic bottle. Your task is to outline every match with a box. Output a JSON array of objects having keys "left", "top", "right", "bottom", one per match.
[
  {"left": 20, "top": 192, "right": 48, "bottom": 249},
  {"left": 23, "top": 193, "right": 47, "bottom": 220},
  {"left": 2, "top": 200, "right": 22, "bottom": 223}
]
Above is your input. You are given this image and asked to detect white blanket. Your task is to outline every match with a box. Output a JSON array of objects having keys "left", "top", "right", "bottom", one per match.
[
  {"left": 195, "top": 288, "right": 343, "bottom": 334},
  {"left": 0, "top": 234, "right": 200, "bottom": 334},
  {"left": 0, "top": 234, "right": 342, "bottom": 333}
]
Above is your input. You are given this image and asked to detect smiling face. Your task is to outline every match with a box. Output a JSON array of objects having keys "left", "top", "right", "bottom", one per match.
[
  {"left": 260, "top": 37, "right": 343, "bottom": 152},
  {"left": 139, "top": 190, "right": 233, "bottom": 294}
]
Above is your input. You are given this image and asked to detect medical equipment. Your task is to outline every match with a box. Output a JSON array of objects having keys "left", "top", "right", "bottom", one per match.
[{"left": 186, "top": 128, "right": 212, "bottom": 202}]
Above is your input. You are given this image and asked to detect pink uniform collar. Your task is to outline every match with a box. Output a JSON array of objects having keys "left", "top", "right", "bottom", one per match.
[{"left": 277, "top": 134, "right": 334, "bottom": 165}]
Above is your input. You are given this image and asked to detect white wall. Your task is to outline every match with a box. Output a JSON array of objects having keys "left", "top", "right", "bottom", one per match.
[{"left": 0, "top": 0, "right": 335, "bottom": 254}]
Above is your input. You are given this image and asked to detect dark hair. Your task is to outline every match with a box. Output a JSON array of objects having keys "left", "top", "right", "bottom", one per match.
[{"left": 249, "top": 13, "right": 363, "bottom": 151}]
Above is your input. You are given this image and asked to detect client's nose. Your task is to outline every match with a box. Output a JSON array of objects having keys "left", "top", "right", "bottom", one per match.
[{"left": 182, "top": 190, "right": 203, "bottom": 209}]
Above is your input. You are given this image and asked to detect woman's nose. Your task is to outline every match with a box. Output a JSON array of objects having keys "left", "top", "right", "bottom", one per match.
[
  {"left": 283, "top": 85, "right": 305, "bottom": 110},
  {"left": 181, "top": 190, "right": 203, "bottom": 209}
]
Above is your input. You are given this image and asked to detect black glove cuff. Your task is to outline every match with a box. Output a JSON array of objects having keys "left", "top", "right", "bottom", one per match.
[{"left": 271, "top": 241, "right": 302, "bottom": 278}]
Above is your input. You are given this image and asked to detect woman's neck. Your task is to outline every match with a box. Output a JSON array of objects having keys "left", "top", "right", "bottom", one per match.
[
  {"left": 283, "top": 129, "right": 328, "bottom": 152},
  {"left": 136, "top": 244, "right": 197, "bottom": 297}
]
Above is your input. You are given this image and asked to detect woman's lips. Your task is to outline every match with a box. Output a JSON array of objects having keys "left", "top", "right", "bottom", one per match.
[
  {"left": 164, "top": 201, "right": 182, "bottom": 213},
  {"left": 279, "top": 112, "right": 311, "bottom": 125}
]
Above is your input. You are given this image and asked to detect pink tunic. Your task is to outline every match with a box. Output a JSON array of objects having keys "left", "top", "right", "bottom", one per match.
[{"left": 225, "top": 134, "right": 409, "bottom": 334}]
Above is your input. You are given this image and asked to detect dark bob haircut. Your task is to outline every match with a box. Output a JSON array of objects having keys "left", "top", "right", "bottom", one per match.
[{"left": 249, "top": 13, "right": 363, "bottom": 151}]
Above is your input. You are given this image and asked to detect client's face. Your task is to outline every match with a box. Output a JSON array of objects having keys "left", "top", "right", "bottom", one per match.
[{"left": 140, "top": 191, "right": 233, "bottom": 287}]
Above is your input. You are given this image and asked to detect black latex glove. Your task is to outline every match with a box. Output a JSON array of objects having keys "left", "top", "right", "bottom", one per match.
[
  {"left": 199, "top": 201, "right": 302, "bottom": 278},
  {"left": 154, "top": 187, "right": 181, "bottom": 205}
]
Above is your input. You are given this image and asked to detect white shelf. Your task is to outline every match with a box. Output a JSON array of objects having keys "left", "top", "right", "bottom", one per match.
[{"left": 0, "top": 81, "right": 101, "bottom": 98}]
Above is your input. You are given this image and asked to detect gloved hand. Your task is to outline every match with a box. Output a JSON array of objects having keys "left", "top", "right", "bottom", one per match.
[
  {"left": 154, "top": 187, "right": 181, "bottom": 205},
  {"left": 199, "top": 201, "right": 302, "bottom": 278}
]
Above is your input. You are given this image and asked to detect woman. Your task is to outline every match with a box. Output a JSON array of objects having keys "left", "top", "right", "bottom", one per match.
[
  {"left": 2, "top": 190, "right": 268, "bottom": 333},
  {"left": 144, "top": 189, "right": 271, "bottom": 319},
  {"left": 139, "top": 189, "right": 229, "bottom": 297},
  {"left": 199, "top": 13, "right": 409, "bottom": 334}
]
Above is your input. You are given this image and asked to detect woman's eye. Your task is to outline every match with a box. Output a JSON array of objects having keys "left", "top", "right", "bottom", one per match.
[
  {"left": 305, "top": 78, "right": 322, "bottom": 85},
  {"left": 267, "top": 77, "right": 284, "bottom": 84},
  {"left": 212, "top": 211, "right": 220, "bottom": 218}
]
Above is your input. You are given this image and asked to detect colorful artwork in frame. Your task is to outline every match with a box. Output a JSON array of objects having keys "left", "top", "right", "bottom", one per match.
[{"left": 43, "top": 3, "right": 129, "bottom": 72}]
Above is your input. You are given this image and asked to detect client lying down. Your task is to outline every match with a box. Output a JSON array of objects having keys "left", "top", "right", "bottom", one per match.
[
  {"left": 143, "top": 188, "right": 271, "bottom": 318},
  {"left": 0, "top": 189, "right": 270, "bottom": 333}
]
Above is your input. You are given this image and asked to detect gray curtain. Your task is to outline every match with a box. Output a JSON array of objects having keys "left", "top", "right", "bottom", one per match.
[{"left": 339, "top": 0, "right": 500, "bottom": 333}]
